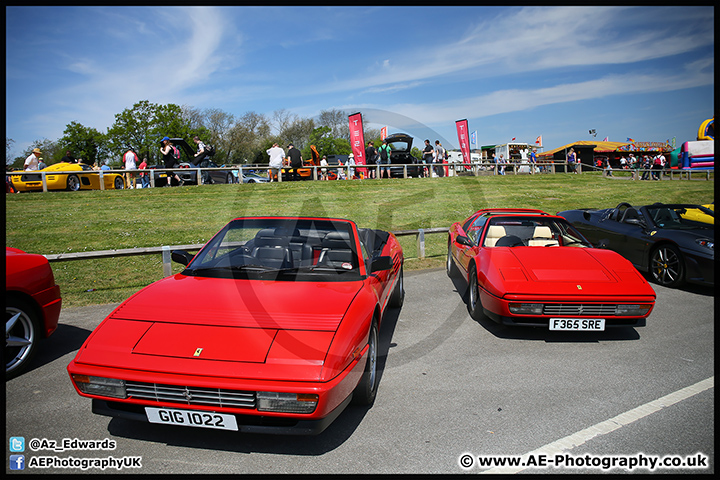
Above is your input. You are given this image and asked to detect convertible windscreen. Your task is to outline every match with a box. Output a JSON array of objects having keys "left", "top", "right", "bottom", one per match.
[
  {"left": 185, "top": 218, "right": 361, "bottom": 280},
  {"left": 482, "top": 217, "right": 592, "bottom": 248}
]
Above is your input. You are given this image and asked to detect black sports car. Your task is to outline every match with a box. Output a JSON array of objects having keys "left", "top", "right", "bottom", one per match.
[
  {"left": 384, "top": 133, "right": 424, "bottom": 178},
  {"left": 557, "top": 203, "right": 714, "bottom": 288}
]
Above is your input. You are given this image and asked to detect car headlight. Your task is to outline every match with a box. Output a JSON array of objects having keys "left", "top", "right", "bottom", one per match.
[
  {"left": 615, "top": 304, "right": 653, "bottom": 316},
  {"left": 71, "top": 375, "right": 127, "bottom": 399},
  {"left": 508, "top": 303, "right": 544, "bottom": 315},
  {"left": 256, "top": 392, "right": 318, "bottom": 414},
  {"left": 695, "top": 238, "right": 714, "bottom": 250}
]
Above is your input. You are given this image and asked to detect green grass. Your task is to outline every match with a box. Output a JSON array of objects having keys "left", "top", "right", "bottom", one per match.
[{"left": 6, "top": 172, "right": 714, "bottom": 307}]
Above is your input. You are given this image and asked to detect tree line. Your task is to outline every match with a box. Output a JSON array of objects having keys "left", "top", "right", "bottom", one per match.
[{"left": 6, "top": 100, "right": 391, "bottom": 170}]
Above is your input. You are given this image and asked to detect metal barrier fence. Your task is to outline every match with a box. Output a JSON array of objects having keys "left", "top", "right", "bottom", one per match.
[
  {"left": 15, "top": 161, "right": 711, "bottom": 192},
  {"left": 43, "top": 227, "right": 451, "bottom": 275}
]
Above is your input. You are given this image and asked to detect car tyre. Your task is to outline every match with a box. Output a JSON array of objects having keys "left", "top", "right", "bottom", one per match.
[
  {"left": 113, "top": 176, "right": 124, "bottom": 190},
  {"left": 388, "top": 264, "right": 404, "bottom": 308},
  {"left": 352, "top": 320, "right": 378, "bottom": 406},
  {"left": 66, "top": 174, "right": 80, "bottom": 191},
  {"left": 6, "top": 297, "right": 40, "bottom": 379},
  {"left": 650, "top": 244, "right": 684, "bottom": 288},
  {"left": 468, "top": 266, "right": 484, "bottom": 320},
  {"left": 446, "top": 240, "right": 457, "bottom": 277}
]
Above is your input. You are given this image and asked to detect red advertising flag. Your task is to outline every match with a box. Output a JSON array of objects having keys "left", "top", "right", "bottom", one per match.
[
  {"left": 380, "top": 126, "right": 387, "bottom": 140},
  {"left": 348, "top": 113, "right": 366, "bottom": 177},
  {"left": 456, "top": 119, "right": 471, "bottom": 164}
]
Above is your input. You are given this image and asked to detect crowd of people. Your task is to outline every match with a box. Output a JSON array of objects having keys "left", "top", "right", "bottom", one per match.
[
  {"left": 600, "top": 152, "right": 669, "bottom": 180},
  {"left": 15, "top": 137, "right": 675, "bottom": 187}
]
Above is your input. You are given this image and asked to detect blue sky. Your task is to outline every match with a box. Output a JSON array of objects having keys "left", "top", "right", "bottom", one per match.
[{"left": 5, "top": 6, "right": 714, "bottom": 158}]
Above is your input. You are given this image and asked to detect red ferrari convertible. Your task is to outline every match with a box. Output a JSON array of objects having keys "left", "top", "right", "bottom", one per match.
[
  {"left": 447, "top": 209, "right": 656, "bottom": 331},
  {"left": 6, "top": 247, "right": 62, "bottom": 379},
  {"left": 68, "top": 217, "right": 404, "bottom": 435}
]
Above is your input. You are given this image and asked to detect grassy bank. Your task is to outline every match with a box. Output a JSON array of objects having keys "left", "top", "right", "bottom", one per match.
[{"left": 6, "top": 172, "right": 714, "bottom": 306}]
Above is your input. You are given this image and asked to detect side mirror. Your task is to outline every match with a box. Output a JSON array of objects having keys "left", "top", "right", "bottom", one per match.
[
  {"left": 370, "top": 256, "right": 393, "bottom": 273},
  {"left": 456, "top": 235, "right": 473, "bottom": 247},
  {"left": 171, "top": 250, "right": 194, "bottom": 266}
]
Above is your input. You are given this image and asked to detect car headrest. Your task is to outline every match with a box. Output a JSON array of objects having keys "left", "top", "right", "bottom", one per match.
[{"left": 322, "top": 231, "right": 352, "bottom": 249}]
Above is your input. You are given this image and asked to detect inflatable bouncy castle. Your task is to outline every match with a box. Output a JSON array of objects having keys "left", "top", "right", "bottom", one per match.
[{"left": 679, "top": 117, "right": 713, "bottom": 170}]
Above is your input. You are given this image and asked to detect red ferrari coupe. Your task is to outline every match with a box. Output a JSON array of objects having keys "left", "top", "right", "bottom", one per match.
[
  {"left": 6, "top": 247, "right": 62, "bottom": 379},
  {"left": 447, "top": 209, "right": 656, "bottom": 331},
  {"left": 68, "top": 217, "right": 404, "bottom": 435}
]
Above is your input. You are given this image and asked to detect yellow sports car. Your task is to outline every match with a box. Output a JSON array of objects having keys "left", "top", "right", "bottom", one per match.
[
  {"left": 9, "top": 163, "right": 125, "bottom": 192},
  {"left": 680, "top": 203, "right": 714, "bottom": 225}
]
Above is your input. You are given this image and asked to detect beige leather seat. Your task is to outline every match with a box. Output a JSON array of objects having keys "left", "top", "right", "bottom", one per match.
[
  {"left": 484, "top": 225, "right": 507, "bottom": 247},
  {"left": 528, "top": 226, "right": 558, "bottom": 246}
]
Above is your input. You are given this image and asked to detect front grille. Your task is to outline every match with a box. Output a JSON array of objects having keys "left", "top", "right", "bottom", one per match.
[
  {"left": 543, "top": 304, "right": 618, "bottom": 316},
  {"left": 125, "top": 381, "right": 255, "bottom": 409}
]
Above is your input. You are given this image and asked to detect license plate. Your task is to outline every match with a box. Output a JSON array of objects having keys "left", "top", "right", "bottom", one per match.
[
  {"left": 145, "top": 407, "right": 238, "bottom": 431},
  {"left": 549, "top": 318, "right": 605, "bottom": 331}
]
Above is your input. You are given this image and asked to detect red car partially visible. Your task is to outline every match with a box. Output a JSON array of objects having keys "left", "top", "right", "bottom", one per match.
[
  {"left": 67, "top": 217, "right": 404, "bottom": 435},
  {"left": 447, "top": 208, "right": 656, "bottom": 331},
  {"left": 6, "top": 247, "right": 62, "bottom": 379}
]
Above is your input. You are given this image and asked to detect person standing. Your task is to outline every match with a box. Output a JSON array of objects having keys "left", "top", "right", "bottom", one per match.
[
  {"left": 286, "top": 143, "right": 303, "bottom": 181},
  {"left": 37, "top": 157, "right": 47, "bottom": 170},
  {"left": 434, "top": 140, "right": 446, "bottom": 177},
  {"left": 365, "top": 141, "right": 377, "bottom": 179},
  {"left": 266, "top": 142, "right": 285, "bottom": 181},
  {"left": 122, "top": 147, "right": 138, "bottom": 188},
  {"left": 161, "top": 137, "right": 184, "bottom": 186},
  {"left": 24, "top": 148, "right": 42, "bottom": 171},
  {"left": 60, "top": 151, "right": 75, "bottom": 164},
  {"left": 422, "top": 140, "right": 433, "bottom": 178},
  {"left": 100, "top": 160, "right": 111, "bottom": 171},
  {"left": 567, "top": 148, "right": 577, "bottom": 174},
  {"left": 192, "top": 136, "right": 211, "bottom": 184},
  {"left": 529, "top": 147, "right": 538, "bottom": 173},
  {"left": 347, "top": 153, "right": 355, "bottom": 179},
  {"left": 320, "top": 155, "right": 329, "bottom": 180},
  {"left": 138, "top": 157, "right": 150, "bottom": 188},
  {"left": 497, "top": 154, "right": 507, "bottom": 175},
  {"left": 378, "top": 139, "right": 392, "bottom": 179}
]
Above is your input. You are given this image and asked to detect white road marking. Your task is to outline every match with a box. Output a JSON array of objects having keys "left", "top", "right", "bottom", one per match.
[{"left": 481, "top": 376, "right": 714, "bottom": 474}]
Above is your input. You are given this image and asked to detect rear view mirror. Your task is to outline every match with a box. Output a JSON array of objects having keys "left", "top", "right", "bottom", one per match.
[
  {"left": 456, "top": 235, "right": 473, "bottom": 247},
  {"left": 171, "top": 250, "right": 194, "bottom": 266}
]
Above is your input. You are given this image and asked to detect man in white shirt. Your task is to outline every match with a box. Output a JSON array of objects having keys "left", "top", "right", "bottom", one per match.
[
  {"left": 24, "top": 148, "right": 42, "bottom": 171},
  {"left": 266, "top": 143, "right": 286, "bottom": 181}
]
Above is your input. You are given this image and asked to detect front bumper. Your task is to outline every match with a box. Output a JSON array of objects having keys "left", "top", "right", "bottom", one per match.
[
  {"left": 482, "top": 308, "right": 647, "bottom": 328},
  {"left": 91, "top": 394, "right": 353, "bottom": 435},
  {"left": 479, "top": 289, "right": 652, "bottom": 328}
]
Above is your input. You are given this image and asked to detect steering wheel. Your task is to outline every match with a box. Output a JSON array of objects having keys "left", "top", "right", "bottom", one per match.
[{"left": 495, "top": 235, "right": 525, "bottom": 247}]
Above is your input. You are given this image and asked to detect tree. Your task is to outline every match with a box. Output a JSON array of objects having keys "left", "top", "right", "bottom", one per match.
[
  {"left": 317, "top": 109, "right": 349, "bottom": 141},
  {"left": 305, "top": 126, "right": 350, "bottom": 160},
  {"left": 227, "top": 111, "right": 271, "bottom": 164},
  {"left": 106, "top": 100, "right": 198, "bottom": 163},
  {"left": 202, "top": 108, "right": 235, "bottom": 163},
  {"left": 58, "top": 121, "right": 106, "bottom": 166}
]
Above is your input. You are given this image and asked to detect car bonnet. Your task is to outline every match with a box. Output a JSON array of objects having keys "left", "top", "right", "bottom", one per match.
[
  {"left": 72, "top": 275, "right": 363, "bottom": 381},
  {"left": 486, "top": 247, "right": 656, "bottom": 298}
]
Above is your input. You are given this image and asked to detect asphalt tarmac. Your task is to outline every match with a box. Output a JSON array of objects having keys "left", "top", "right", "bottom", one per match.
[{"left": 6, "top": 268, "right": 714, "bottom": 474}]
